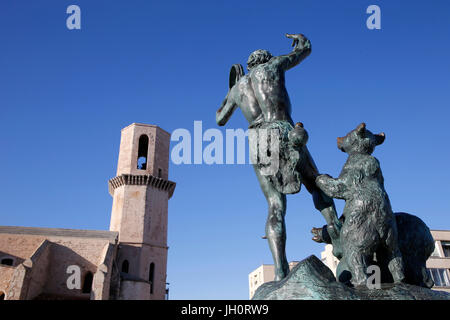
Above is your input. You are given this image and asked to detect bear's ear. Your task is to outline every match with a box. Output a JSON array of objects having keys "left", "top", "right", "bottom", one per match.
[
  {"left": 355, "top": 122, "right": 366, "bottom": 137},
  {"left": 337, "top": 136, "right": 345, "bottom": 152},
  {"left": 375, "top": 132, "right": 385, "bottom": 145}
]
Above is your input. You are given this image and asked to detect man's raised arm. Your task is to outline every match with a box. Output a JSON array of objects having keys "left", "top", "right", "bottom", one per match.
[{"left": 274, "top": 33, "right": 311, "bottom": 71}]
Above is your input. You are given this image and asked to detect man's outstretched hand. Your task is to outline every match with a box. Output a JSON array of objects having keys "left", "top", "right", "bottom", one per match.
[{"left": 286, "top": 33, "right": 310, "bottom": 50}]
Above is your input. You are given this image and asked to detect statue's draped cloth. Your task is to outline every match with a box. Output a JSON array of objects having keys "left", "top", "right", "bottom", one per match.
[{"left": 249, "top": 119, "right": 304, "bottom": 194}]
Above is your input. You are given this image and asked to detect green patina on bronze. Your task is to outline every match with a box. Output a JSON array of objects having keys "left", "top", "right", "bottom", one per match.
[
  {"left": 216, "top": 33, "right": 341, "bottom": 281},
  {"left": 216, "top": 34, "right": 444, "bottom": 299},
  {"left": 316, "top": 123, "right": 436, "bottom": 288}
]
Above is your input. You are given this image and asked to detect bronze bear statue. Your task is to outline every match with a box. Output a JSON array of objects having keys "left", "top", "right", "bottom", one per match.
[
  {"left": 315, "top": 123, "right": 406, "bottom": 287},
  {"left": 315, "top": 123, "right": 434, "bottom": 288}
]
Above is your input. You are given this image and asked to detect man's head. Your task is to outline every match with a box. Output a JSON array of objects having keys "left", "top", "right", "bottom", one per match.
[{"left": 247, "top": 49, "right": 273, "bottom": 70}]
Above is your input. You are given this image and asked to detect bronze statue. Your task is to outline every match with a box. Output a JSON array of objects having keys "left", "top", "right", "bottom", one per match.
[
  {"left": 316, "top": 123, "right": 435, "bottom": 288},
  {"left": 216, "top": 33, "right": 342, "bottom": 280}
]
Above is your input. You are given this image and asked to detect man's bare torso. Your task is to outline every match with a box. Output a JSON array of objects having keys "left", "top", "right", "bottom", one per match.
[{"left": 230, "top": 59, "right": 294, "bottom": 126}]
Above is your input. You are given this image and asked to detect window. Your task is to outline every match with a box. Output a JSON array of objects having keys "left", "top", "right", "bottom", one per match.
[
  {"left": 121, "top": 260, "right": 129, "bottom": 273},
  {"left": 82, "top": 272, "right": 94, "bottom": 293},
  {"left": 431, "top": 242, "right": 441, "bottom": 257},
  {"left": 428, "top": 268, "right": 450, "bottom": 287},
  {"left": 0, "top": 292, "right": 5, "bottom": 300},
  {"left": 158, "top": 168, "right": 162, "bottom": 178},
  {"left": 149, "top": 263, "right": 155, "bottom": 294},
  {"left": 1, "top": 258, "right": 13, "bottom": 266},
  {"left": 137, "top": 135, "right": 149, "bottom": 170},
  {"left": 442, "top": 242, "right": 450, "bottom": 258}
]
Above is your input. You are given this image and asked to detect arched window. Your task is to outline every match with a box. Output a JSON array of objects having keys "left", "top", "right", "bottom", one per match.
[
  {"left": 82, "top": 272, "right": 93, "bottom": 294},
  {"left": 121, "top": 260, "right": 129, "bottom": 273},
  {"left": 0, "top": 292, "right": 5, "bottom": 300},
  {"left": 137, "top": 135, "right": 149, "bottom": 170},
  {"left": 149, "top": 263, "right": 155, "bottom": 294},
  {"left": 1, "top": 258, "right": 13, "bottom": 266}
]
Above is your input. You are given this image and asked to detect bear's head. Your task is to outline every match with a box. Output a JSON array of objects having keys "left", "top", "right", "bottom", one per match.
[{"left": 337, "top": 123, "right": 385, "bottom": 155}]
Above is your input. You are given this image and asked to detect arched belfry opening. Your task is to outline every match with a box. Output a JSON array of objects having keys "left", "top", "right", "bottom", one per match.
[
  {"left": 1, "top": 258, "right": 13, "bottom": 266},
  {"left": 121, "top": 260, "right": 129, "bottom": 273},
  {"left": 82, "top": 271, "right": 94, "bottom": 294},
  {"left": 137, "top": 135, "right": 149, "bottom": 170},
  {"left": 149, "top": 262, "right": 155, "bottom": 294}
]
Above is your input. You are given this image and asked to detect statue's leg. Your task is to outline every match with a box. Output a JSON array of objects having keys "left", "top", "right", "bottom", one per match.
[
  {"left": 253, "top": 165, "right": 289, "bottom": 281},
  {"left": 384, "top": 227, "right": 406, "bottom": 283},
  {"left": 344, "top": 247, "right": 370, "bottom": 287},
  {"left": 375, "top": 246, "right": 394, "bottom": 283},
  {"left": 336, "top": 256, "right": 352, "bottom": 284},
  {"left": 299, "top": 146, "right": 342, "bottom": 255}
]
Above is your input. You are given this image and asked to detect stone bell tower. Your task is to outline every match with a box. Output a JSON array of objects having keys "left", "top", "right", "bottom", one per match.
[{"left": 108, "top": 123, "right": 176, "bottom": 300}]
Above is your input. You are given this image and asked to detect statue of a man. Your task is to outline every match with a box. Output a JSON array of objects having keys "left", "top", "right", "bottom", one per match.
[{"left": 216, "top": 33, "right": 342, "bottom": 281}]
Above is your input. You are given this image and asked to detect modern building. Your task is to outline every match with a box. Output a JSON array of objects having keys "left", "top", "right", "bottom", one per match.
[
  {"left": 426, "top": 230, "right": 450, "bottom": 293},
  {"left": 0, "top": 123, "right": 176, "bottom": 300},
  {"left": 320, "top": 244, "right": 339, "bottom": 277},
  {"left": 248, "top": 229, "right": 450, "bottom": 298},
  {"left": 248, "top": 261, "right": 299, "bottom": 299}
]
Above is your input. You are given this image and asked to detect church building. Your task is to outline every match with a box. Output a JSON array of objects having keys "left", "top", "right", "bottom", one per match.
[{"left": 0, "top": 123, "right": 176, "bottom": 300}]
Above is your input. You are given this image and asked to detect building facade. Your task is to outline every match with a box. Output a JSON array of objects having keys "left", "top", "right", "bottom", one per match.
[
  {"left": 248, "top": 262, "right": 299, "bottom": 299},
  {"left": 426, "top": 230, "right": 450, "bottom": 293},
  {"left": 248, "top": 229, "right": 450, "bottom": 298},
  {"left": 0, "top": 123, "right": 175, "bottom": 300},
  {"left": 320, "top": 244, "right": 339, "bottom": 277}
]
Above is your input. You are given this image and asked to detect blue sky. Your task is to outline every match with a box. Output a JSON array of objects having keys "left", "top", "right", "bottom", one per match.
[{"left": 1, "top": 1, "right": 449, "bottom": 299}]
